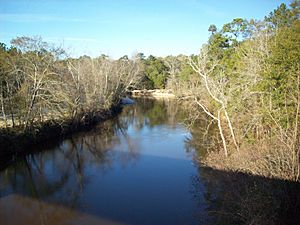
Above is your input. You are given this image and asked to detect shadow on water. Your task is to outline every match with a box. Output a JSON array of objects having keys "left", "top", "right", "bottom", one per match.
[
  {"left": 183, "top": 105, "right": 300, "bottom": 225},
  {"left": 0, "top": 98, "right": 299, "bottom": 225},
  {"left": 192, "top": 166, "right": 300, "bottom": 225}
]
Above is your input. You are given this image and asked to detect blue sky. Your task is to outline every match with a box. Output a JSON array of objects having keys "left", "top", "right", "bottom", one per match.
[{"left": 0, "top": 0, "right": 290, "bottom": 58}]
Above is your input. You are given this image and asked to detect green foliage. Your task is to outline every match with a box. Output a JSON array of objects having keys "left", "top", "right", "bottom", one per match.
[
  {"left": 261, "top": 21, "right": 300, "bottom": 125},
  {"left": 221, "top": 18, "right": 250, "bottom": 41},
  {"left": 144, "top": 55, "right": 169, "bottom": 89},
  {"left": 265, "top": 3, "right": 294, "bottom": 28},
  {"left": 208, "top": 24, "right": 217, "bottom": 34},
  {"left": 290, "top": 0, "right": 300, "bottom": 19},
  {"left": 177, "top": 63, "right": 195, "bottom": 81},
  {"left": 207, "top": 32, "right": 230, "bottom": 58}
]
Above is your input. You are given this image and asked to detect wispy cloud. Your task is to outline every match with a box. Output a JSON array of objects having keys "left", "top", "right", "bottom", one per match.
[
  {"left": 45, "top": 37, "right": 105, "bottom": 44},
  {"left": 64, "top": 37, "right": 103, "bottom": 43},
  {"left": 0, "top": 13, "right": 87, "bottom": 23}
]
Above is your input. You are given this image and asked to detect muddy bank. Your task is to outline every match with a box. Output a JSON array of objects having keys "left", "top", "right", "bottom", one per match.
[{"left": 0, "top": 105, "right": 122, "bottom": 169}]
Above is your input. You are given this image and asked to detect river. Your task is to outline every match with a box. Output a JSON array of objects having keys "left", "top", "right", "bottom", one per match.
[{"left": 0, "top": 98, "right": 212, "bottom": 225}]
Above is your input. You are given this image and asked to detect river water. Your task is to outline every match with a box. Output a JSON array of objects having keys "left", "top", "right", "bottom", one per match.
[{"left": 0, "top": 99, "right": 212, "bottom": 225}]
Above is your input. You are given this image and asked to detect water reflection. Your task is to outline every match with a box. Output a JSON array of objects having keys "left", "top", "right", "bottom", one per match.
[
  {"left": 0, "top": 98, "right": 203, "bottom": 225},
  {"left": 1, "top": 98, "right": 297, "bottom": 225}
]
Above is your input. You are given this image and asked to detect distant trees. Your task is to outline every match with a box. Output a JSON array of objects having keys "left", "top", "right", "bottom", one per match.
[
  {"left": 144, "top": 55, "right": 169, "bottom": 89},
  {"left": 64, "top": 54, "right": 141, "bottom": 119}
]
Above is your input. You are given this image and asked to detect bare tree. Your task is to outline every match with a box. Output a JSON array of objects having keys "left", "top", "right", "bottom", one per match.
[{"left": 189, "top": 46, "right": 239, "bottom": 156}]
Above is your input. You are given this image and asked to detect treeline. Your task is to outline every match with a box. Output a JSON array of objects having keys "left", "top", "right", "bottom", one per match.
[
  {"left": 0, "top": 36, "right": 198, "bottom": 131},
  {"left": 0, "top": 37, "right": 141, "bottom": 131}
]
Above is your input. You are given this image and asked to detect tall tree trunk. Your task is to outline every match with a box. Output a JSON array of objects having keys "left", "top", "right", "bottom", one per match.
[
  {"left": 24, "top": 89, "right": 38, "bottom": 130},
  {"left": 218, "top": 109, "right": 228, "bottom": 157},
  {"left": 293, "top": 73, "right": 300, "bottom": 181},
  {"left": 0, "top": 85, "right": 7, "bottom": 128},
  {"left": 224, "top": 108, "right": 239, "bottom": 151},
  {"left": 6, "top": 83, "right": 15, "bottom": 127}
]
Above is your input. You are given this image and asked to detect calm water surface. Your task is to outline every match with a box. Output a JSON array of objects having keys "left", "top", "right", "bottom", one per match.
[{"left": 0, "top": 99, "right": 210, "bottom": 225}]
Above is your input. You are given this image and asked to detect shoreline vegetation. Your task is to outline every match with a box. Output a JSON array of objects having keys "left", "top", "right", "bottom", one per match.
[
  {"left": 179, "top": 2, "right": 300, "bottom": 183},
  {"left": 0, "top": 37, "right": 142, "bottom": 166},
  {"left": 0, "top": 105, "right": 122, "bottom": 169}
]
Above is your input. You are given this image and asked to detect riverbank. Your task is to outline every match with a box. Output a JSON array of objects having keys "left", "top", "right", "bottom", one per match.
[
  {"left": 197, "top": 142, "right": 300, "bottom": 224},
  {"left": 0, "top": 105, "right": 122, "bottom": 169},
  {"left": 131, "top": 89, "right": 176, "bottom": 99}
]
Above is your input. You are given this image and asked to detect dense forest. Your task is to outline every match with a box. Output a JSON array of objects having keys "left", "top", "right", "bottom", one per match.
[
  {"left": 185, "top": 1, "right": 300, "bottom": 181},
  {"left": 0, "top": 2, "right": 299, "bottom": 183}
]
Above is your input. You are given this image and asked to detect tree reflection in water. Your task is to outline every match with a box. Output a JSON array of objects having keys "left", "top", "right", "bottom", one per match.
[
  {"left": 0, "top": 110, "right": 141, "bottom": 207},
  {"left": 2, "top": 98, "right": 296, "bottom": 225},
  {"left": 0, "top": 98, "right": 193, "bottom": 225}
]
